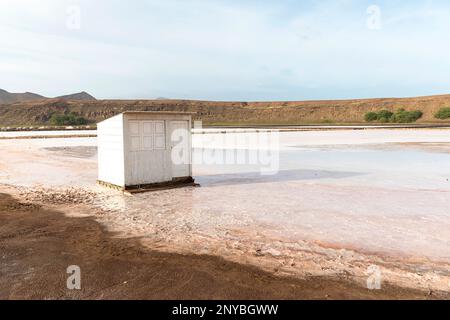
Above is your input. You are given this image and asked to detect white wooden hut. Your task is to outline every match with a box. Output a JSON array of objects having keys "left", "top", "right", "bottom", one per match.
[{"left": 97, "top": 111, "right": 193, "bottom": 191}]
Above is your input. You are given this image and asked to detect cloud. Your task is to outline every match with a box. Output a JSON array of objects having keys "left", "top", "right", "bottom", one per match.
[{"left": 0, "top": 0, "right": 450, "bottom": 100}]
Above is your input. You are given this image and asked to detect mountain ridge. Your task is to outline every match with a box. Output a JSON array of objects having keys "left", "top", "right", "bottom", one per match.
[
  {"left": 0, "top": 89, "right": 96, "bottom": 104},
  {"left": 56, "top": 91, "right": 96, "bottom": 101},
  {"left": 1, "top": 93, "right": 449, "bottom": 127}
]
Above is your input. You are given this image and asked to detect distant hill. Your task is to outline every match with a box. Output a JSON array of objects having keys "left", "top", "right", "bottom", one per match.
[
  {"left": 0, "top": 89, "right": 96, "bottom": 104},
  {"left": 1, "top": 94, "right": 450, "bottom": 127},
  {"left": 0, "top": 89, "right": 45, "bottom": 104},
  {"left": 56, "top": 91, "right": 96, "bottom": 101}
]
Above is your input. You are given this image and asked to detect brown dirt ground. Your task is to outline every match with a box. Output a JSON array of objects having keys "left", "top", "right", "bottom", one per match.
[
  {"left": 0, "top": 192, "right": 444, "bottom": 300},
  {"left": 2, "top": 94, "right": 450, "bottom": 127}
]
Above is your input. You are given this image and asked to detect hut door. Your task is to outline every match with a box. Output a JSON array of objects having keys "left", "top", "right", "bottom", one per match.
[{"left": 170, "top": 121, "right": 190, "bottom": 178}]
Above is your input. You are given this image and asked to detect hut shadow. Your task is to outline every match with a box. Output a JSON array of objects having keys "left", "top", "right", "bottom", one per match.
[{"left": 195, "top": 169, "right": 366, "bottom": 187}]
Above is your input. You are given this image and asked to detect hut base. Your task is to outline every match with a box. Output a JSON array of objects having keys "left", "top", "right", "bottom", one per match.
[{"left": 97, "top": 177, "right": 199, "bottom": 194}]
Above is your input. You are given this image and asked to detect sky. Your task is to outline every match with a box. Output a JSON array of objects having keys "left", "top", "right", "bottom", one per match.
[{"left": 1, "top": 0, "right": 450, "bottom": 101}]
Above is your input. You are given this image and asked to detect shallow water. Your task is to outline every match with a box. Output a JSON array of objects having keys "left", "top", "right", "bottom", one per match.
[
  {"left": 189, "top": 144, "right": 450, "bottom": 260},
  {"left": 94, "top": 132, "right": 450, "bottom": 262},
  {"left": 1, "top": 130, "right": 449, "bottom": 262}
]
